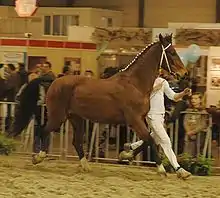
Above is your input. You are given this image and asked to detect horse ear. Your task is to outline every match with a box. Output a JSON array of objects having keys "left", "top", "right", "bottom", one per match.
[
  {"left": 159, "top": 33, "right": 163, "bottom": 43},
  {"left": 170, "top": 33, "right": 173, "bottom": 38},
  {"left": 169, "top": 33, "right": 173, "bottom": 43}
]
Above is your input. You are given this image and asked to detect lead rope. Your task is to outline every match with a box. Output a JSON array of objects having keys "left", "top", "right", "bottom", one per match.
[{"left": 150, "top": 79, "right": 165, "bottom": 99}]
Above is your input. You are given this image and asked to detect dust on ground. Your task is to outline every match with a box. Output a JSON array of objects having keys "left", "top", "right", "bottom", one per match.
[{"left": 0, "top": 155, "right": 220, "bottom": 198}]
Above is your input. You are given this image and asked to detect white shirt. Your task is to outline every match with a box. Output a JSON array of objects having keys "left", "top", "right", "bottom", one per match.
[{"left": 148, "top": 77, "right": 176, "bottom": 115}]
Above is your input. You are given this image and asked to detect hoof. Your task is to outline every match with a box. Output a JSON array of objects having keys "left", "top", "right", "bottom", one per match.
[
  {"left": 32, "top": 155, "right": 44, "bottom": 165},
  {"left": 158, "top": 171, "right": 167, "bottom": 177},
  {"left": 80, "top": 157, "right": 91, "bottom": 172},
  {"left": 157, "top": 164, "right": 167, "bottom": 177},
  {"left": 118, "top": 150, "right": 134, "bottom": 161},
  {"left": 32, "top": 151, "right": 46, "bottom": 165}
]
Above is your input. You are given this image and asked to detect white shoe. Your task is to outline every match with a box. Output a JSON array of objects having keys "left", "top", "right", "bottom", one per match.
[
  {"left": 124, "top": 143, "right": 131, "bottom": 152},
  {"left": 157, "top": 164, "right": 167, "bottom": 177},
  {"left": 32, "top": 151, "right": 47, "bottom": 165},
  {"left": 176, "top": 168, "right": 191, "bottom": 179},
  {"left": 118, "top": 150, "right": 134, "bottom": 161}
]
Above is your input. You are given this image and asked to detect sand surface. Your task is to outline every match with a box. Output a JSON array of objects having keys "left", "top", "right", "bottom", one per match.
[{"left": 0, "top": 155, "right": 220, "bottom": 198}]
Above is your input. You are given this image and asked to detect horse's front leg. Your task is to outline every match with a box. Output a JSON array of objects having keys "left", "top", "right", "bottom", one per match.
[
  {"left": 121, "top": 114, "right": 166, "bottom": 175},
  {"left": 125, "top": 115, "right": 151, "bottom": 140}
]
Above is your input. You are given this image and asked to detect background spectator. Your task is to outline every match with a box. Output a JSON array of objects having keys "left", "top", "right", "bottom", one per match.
[{"left": 183, "top": 92, "right": 208, "bottom": 157}]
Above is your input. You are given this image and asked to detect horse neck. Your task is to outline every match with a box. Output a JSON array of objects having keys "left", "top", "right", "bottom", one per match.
[{"left": 120, "top": 43, "right": 162, "bottom": 95}]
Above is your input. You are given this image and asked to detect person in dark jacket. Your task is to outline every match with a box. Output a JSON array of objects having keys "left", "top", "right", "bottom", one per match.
[
  {"left": 4, "top": 64, "right": 20, "bottom": 102},
  {"left": 17, "top": 62, "right": 56, "bottom": 156},
  {"left": 40, "top": 61, "right": 56, "bottom": 92},
  {"left": 32, "top": 62, "right": 56, "bottom": 155},
  {"left": 0, "top": 64, "right": 6, "bottom": 100},
  {"left": 0, "top": 76, "right": 6, "bottom": 100},
  {"left": 57, "top": 65, "right": 73, "bottom": 78},
  {"left": 17, "top": 63, "right": 28, "bottom": 88},
  {"left": 4, "top": 64, "right": 20, "bottom": 131}
]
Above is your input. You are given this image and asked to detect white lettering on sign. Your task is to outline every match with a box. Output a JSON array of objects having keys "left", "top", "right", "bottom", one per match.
[{"left": 15, "top": 0, "right": 38, "bottom": 17}]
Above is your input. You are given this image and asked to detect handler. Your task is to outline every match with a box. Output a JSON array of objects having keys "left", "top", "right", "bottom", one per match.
[{"left": 119, "top": 76, "right": 192, "bottom": 179}]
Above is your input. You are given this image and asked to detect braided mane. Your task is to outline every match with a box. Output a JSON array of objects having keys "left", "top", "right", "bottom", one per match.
[
  {"left": 119, "top": 41, "right": 158, "bottom": 72},
  {"left": 119, "top": 34, "right": 173, "bottom": 72}
]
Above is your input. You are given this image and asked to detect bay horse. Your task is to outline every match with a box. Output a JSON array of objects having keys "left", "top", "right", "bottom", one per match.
[{"left": 9, "top": 34, "right": 187, "bottom": 171}]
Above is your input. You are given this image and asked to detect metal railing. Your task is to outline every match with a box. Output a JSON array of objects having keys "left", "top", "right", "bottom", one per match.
[{"left": 0, "top": 102, "right": 215, "bottom": 166}]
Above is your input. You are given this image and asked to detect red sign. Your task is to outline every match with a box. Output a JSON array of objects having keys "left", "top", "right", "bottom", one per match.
[{"left": 15, "top": 0, "right": 38, "bottom": 17}]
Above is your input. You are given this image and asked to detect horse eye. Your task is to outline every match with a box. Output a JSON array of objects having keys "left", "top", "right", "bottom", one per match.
[{"left": 169, "top": 51, "right": 176, "bottom": 56}]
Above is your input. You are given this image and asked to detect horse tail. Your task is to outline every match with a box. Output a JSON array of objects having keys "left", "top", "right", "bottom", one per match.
[{"left": 8, "top": 78, "right": 42, "bottom": 137}]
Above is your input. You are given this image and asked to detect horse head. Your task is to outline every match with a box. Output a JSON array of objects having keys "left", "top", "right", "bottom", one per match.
[{"left": 158, "top": 33, "right": 188, "bottom": 78}]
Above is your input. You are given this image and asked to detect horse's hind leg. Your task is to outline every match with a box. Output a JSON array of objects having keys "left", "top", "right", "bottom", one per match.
[{"left": 69, "top": 114, "right": 91, "bottom": 172}]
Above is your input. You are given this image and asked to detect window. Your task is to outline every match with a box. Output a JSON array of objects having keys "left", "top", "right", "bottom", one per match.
[
  {"left": 43, "top": 15, "right": 79, "bottom": 36},
  {"left": 61, "top": 15, "right": 79, "bottom": 36},
  {"left": 44, "top": 16, "right": 51, "bottom": 35},
  {"left": 53, "top": 15, "right": 61, "bottom": 35},
  {"left": 107, "top": 18, "right": 113, "bottom": 27},
  {"left": 71, "top": 15, "right": 79, "bottom": 26},
  {"left": 101, "top": 17, "right": 113, "bottom": 27},
  {"left": 62, "top": 16, "right": 68, "bottom": 36}
]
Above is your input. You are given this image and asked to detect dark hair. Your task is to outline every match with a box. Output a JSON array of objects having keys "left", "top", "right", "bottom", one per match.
[
  {"left": 57, "top": 73, "right": 64, "bottom": 78},
  {"left": 7, "top": 64, "right": 16, "bottom": 71},
  {"left": 18, "top": 63, "right": 25, "bottom": 69},
  {"left": 101, "top": 67, "right": 119, "bottom": 79},
  {"left": 85, "top": 70, "right": 94, "bottom": 75},
  {"left": 189, "top": 92, "right": 204, "bottom": 109},
  {"left": 45, "top": 61, "right": 52, "bottom": 68},
  {"left": 191, "top": 92, "right": 202, "bottom": 99},
  {"left": 65, "top": 61, "right": 71, "bottom": 66},
  {"left": 62, "top": 66, "right": 70, "bottom": 74}
]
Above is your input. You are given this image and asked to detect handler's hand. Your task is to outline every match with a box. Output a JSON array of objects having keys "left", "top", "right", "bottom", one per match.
[{"left": 183, "top": 88, "right": 192, "bottom": 96}]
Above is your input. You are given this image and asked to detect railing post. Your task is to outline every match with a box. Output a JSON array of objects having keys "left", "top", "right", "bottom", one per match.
[
  {"left": 104, "top": 124, "right": 110, "bottom": 158},
  {"left": 59, "top": 123, "right": 64, "bottom": 159},
  {"left": 116, "top": 125, "right": 120, "bottom": 158},
  {"left": 174, "top": 119, "right": 179, "bottom": 155},
  {"left": 88, "top": 123, "right": 98, "bottom": 161}
]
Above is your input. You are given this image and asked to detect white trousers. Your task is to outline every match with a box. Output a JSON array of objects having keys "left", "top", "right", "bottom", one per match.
[
  {"left": 147, "top": 114, "right": 180, "bottom": 170},
  {"left": 131, "top": 114, "right": 180, "bottom": 169}
]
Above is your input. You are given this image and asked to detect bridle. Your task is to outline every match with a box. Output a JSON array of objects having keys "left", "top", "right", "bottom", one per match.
[
  {"left": 159, "top": 43, "right": 172, "bottom": 72},
  {"left": 159, "top": 43, "right": 177, "bottom": 77}
]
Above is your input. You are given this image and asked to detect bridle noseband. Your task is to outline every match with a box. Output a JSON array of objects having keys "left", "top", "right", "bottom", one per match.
[{"left": 159, "top": 43, "right": 175, "bottom": 75}]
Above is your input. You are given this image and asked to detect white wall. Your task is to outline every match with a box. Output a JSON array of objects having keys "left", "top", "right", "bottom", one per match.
[
  {"left": 168, "top": 23, "right": 220, "bottom": 29},
  {"left": 89, "top": 8, "right": 122, "bottom": 27},
  {"left": 206, "top": 47, "right": 220, "bottom": 107},
  {"left": 145, "top": 0, "right": 216, "bottom": 27},
  {"left": 68, "top": 26, "right": 95, "bottom": 42},
  {"left": 73, "top": 0, "right": 139, "bottom": 27}
]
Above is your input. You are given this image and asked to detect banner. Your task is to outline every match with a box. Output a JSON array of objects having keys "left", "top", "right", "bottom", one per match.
[
  {"left": 0, "top": 51, "right": 26, "bottom": 78},
  {"left": 1, "top": 52, "right": 25, "bottom": 65}
]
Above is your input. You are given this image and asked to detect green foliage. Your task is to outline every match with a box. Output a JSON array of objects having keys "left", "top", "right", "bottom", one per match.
[
  {"left": 162, "top": 153, "right": 213, "bottom": 176},
  {"left": 0, "top": 133, "right": 18, "bottom": 155}
]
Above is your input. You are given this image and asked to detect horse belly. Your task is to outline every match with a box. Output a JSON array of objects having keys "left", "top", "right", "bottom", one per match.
[{"left": 70, "top": 89, "right": 125, "bottom": 124}]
